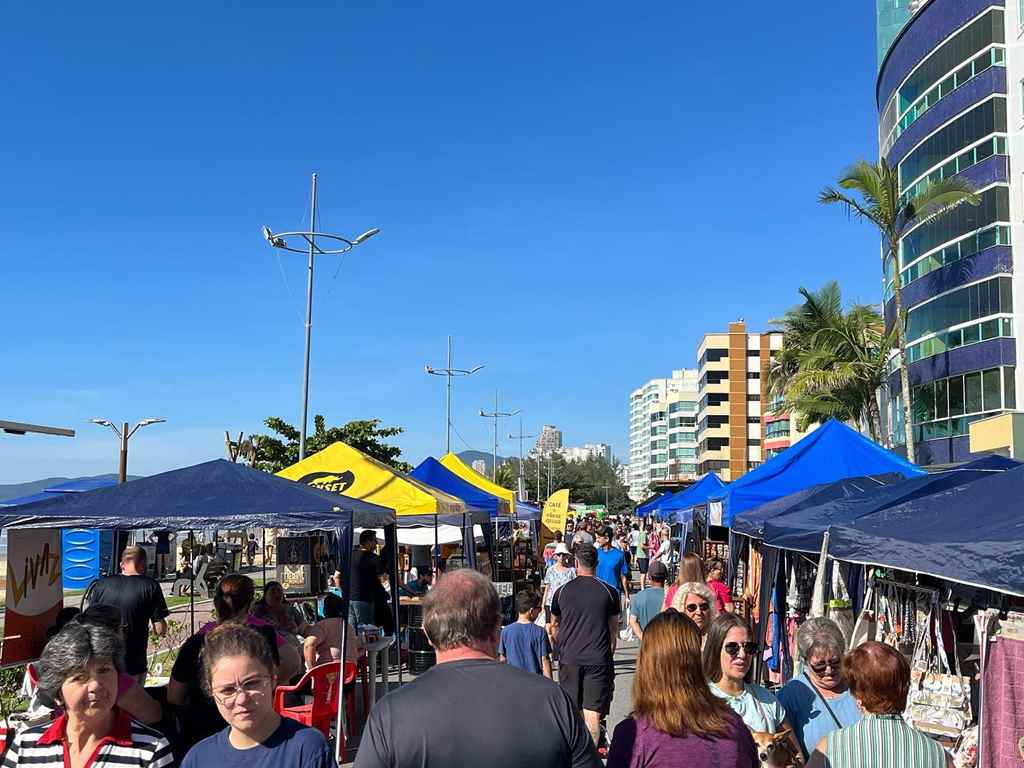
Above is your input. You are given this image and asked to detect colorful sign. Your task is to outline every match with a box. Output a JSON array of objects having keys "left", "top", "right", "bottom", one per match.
[
  {"left": 2, "top": 529, "right": 63, "bottom": 665},
  {"left": 538, "top": 489, "right": 571, "bottom": 557}
]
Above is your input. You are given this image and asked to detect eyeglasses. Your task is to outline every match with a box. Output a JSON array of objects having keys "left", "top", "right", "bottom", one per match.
[
  {"left": 723, "top": 641, "right": 758, "bottom": 658},
  {"left": 211, "top": 676, "right": 270, "bottom": 708},
  {"left": 809, "top": 659, "right": 842, "bottom": 676},
  {"left": 684, "top": 602, "right": 710, "bottom": 614}
]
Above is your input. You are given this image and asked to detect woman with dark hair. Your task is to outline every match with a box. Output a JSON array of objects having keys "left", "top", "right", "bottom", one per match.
[
  {"left": 706, "top": 558, "right": 734, "bottom": 613},
  {"left": 662, "top": 553, "right": 706, "bottom": 610},
  {"left": 168, "top": 575, "right": 300, "bottom": 752},
  {"left": 3, "top": 623, "right": 172, "bottom": 768},
  {"left": 607, "top": 611, "right": 757, "bottom": 767},
  {"left": 181, "top": 623, "right": 332, "bottom": 767},
  {"left": 704, "top": 613, "right": 797, "bottom": 753},
  {"left": 251, "top": 581, "right": 308, "bottom": 635},
  {"left": 807, "top": 642, "right": 952, "bottom": 768}
]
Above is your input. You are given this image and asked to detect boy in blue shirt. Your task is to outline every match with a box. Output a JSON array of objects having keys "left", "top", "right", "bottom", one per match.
[{"left": 498, "top": 590, "right": 552, "bottom": 678}]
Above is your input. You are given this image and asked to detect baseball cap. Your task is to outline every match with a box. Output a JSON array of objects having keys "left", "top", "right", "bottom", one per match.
[
  {"left": 554, "top": 543, "right": 570, "bottom": 555},
  {"left": 647, "top": 561, "right": 669, "bottom": 581}
]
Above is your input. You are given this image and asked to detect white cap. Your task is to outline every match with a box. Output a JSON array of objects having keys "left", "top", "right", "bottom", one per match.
[{"left": 554, "top": 543, "right": 570, "bottom": 555}]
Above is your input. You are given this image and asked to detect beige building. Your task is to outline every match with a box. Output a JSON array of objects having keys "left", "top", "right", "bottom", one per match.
[{"left": 697, "top": 321, "right": 784, "bottom": 481}]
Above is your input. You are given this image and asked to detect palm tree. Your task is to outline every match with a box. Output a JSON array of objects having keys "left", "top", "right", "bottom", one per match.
[
  {"left": 819, "top": 160, "right": 978, "bottom": 462},
  {"left": 769, "top": 282, "right": 894, "bottom": 442}
]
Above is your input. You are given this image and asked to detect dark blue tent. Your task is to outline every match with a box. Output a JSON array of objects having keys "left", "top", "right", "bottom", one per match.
[
  {"left": 515, "top": 501, "right": 541, "bottom": 521},
  {"left": 657, "top": 474, "right": 727, "bottom": 523},
  {"left": 827, "top": 463, "right": 1024, "bottom": 596},
  {"left": 731, "top": 474, "right": 904, "bottom": 539},
  {"left": 636, "top": 491, "right": 671, "bottom": 518},
  {"left": 761, "top": 456, "right": 1019, "bottom": 554},
  {"left": 704, "top": 420, "right": 923, "bottom": 528},
  {"left": 410, "top": 457, "right": 508, "bottom": 518}
]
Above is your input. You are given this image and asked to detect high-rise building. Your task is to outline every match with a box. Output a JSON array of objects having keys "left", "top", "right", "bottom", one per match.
[
  {"left": 534, "top": 425, "right": 563, "bottom": 456},
  {"left": 696, "top": 322, "right": 788, "bottom": 481},
  {"left": 627, "top": 369, "right": 698, "bottom": 500},
  {"left": 472, "top": 459, "right": 487, "bottom": 475},
  {"left": 876, "top": 2, "right": 1018, "bottom": 464},
  {"left": 560, "top": 443, "right": 613, "bottom": 463}
]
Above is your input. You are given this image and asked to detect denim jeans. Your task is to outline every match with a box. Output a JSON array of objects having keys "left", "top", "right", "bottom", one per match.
[{"left": 349, "top": 599, "right": 375, "bottom": 629}]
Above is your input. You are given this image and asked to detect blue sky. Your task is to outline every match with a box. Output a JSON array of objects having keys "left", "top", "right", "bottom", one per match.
[{"left": 1, "top": 2, "right": 883, "bottom": 483}]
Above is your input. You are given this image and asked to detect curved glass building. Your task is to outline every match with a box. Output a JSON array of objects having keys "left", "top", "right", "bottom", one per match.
[{"left": 877, "top": 0, "right": 1018, "bottom": 464}]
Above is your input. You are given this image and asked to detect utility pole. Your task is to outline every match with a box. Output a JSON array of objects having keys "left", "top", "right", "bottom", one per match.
[
  {"left": 89, "top": 418, "right": 165, "bottom": 483},
  {"left": 479, "top": 391, "right": 519, "bottom": 481},
  {"left": 425, "top": 336, "right": 484, "bottom": 454},
  {"left": 508, "top": 418, "right": 536, "bottom": 501},
  {"left": 602, "top": 484, "right": 610, "bottom": 515}
]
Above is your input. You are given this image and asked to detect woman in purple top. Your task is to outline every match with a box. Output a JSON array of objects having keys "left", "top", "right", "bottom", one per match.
[{"left": 607, "top": 611, "right": 758, "bottom": 768}]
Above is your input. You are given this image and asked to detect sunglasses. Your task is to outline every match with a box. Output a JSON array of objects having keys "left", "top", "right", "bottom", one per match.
[
  {"left": 809, "top": 659, "right": 841, "bottom": 675},
  {"left": 723, "top": 641, "right": 758, "bottom": 658},
  {"left": 684, "top": 602, "right": 710, "bottom": 614}
]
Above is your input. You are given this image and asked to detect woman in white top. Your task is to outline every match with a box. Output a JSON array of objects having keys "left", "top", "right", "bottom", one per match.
[{"left": 703, "top": 613, "right": 801, "bottom": 756}]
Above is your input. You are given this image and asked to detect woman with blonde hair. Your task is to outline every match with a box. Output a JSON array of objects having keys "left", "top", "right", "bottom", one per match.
[
  {"left": 607, "top": 610, "right": 757, "bottom": 767},
  {"left": 669, "top": 582, "right": 718, "bottom": 642},
  {"left": 662, "top": 553, "right": 705, "bottom": 610}
]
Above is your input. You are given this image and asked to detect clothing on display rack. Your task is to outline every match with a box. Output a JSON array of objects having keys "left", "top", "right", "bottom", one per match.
[{"left": 980, "top": 635, "right": 1024, "bottom": 768}]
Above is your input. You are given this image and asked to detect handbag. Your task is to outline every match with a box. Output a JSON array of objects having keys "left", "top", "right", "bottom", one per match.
[{"left": 904, "top": 605, "right": 972, "bottom": 738}]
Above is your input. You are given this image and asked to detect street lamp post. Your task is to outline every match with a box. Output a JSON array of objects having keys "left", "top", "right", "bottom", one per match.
[
  {"left": 479, "top": 392, "right": 519, "bottom": 481},
  {"left": 508, "top": 418, "right": 535, "bottom": 501},
  {"left": 89, "top": 418, "right": 165, "bottom": 483},
  {"left": 425, "top": 336, "right": 484, "bottom": 454},
  {"left": 262, "top": 173, "right": 380, "bottom": 461}
]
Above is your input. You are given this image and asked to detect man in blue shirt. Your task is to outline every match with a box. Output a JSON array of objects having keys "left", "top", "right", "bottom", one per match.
[
  {"left": 499, "top": 590, "right": 552, "bottom": 677},
  {"left": 627, "top": 560, "right": 667, "bottom": 640},
  {"left": 595, "top": 527, "right": 629, "bottom": 604}
]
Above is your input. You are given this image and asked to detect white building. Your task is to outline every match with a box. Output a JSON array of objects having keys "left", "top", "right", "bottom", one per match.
[
  {"left": 472, "top": 459, "right": 487, "bottom": 475},
  {"left": 534, "top": 425, "right": 563, "bottom": 456},
  {"left": 560, "top": 443, "right": 612, "bottom": 463},
  {"left": 628, "top": 369, "right": 698, "bottom": 501}
]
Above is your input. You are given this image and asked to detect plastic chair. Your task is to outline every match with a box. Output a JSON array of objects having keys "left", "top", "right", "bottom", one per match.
[{"left": 273, "top": 661, "right": 357, "bottom": 751}]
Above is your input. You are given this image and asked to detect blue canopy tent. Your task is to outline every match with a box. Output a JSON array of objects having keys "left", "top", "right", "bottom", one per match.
[
  {"left": 635, "top": 491, "right": 671, "bottom": 518},
  {"left": 656, "top": 474, "right": 727, "bottom": 523},
  {"left": 701, "top": 419, "right": 923, "bottom": 529},
  {"left": 731, "top": 474, "right": 905, "bottom": 540},
  {"left": 827, "top": 462, "right": 1024, "bottom": 596},
  {"left": 761, "top": 456, "right": 1020, "bottom": 554}
]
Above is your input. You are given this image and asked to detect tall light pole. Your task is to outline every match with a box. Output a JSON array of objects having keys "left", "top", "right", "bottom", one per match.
[
  {"left": 262, "top": 173, "right": 380, "bottom": 461},
  {"left": 508, "top": 418, "right": 535, "bottom": 501},
  {"left": 479, "top": 392, "right": 519, "bottom": 481},
  {"left": 425, "top": 336, "right": 484, "bottom": 454},
  {"left": 89, "top": 418, "right": 165, "bottom": 483}
]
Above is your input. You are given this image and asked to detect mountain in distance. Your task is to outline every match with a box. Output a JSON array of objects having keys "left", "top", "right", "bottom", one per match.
[
  {"left": 0, "top": 474, "right": 141, "bottom": 502},
  {"left": 456, "top": 450, "right": 512, "bottom": 478}
]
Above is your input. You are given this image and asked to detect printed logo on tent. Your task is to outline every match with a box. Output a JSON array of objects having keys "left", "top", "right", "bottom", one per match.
[{"left": 297, "top": 470, "right": 356, "bottom": 494}]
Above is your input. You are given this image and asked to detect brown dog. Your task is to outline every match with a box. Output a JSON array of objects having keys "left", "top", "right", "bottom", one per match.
[{"left": 749, "top": 729, "right": 800, "bottom": 767}]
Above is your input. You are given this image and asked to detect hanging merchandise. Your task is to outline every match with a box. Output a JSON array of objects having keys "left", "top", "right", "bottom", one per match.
[{"left": 828, "top": 563, "right": 855, "bottom": 647}]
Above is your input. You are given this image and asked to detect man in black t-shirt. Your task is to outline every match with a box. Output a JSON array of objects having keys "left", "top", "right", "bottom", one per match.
[
  {"left": 355, "top": 569, "right": 599, "bottom": 768},
  {"left": 550, "top": 543, "right": 619, "bottom": 746},
  {"left": 88, "top": 546, "right": 169, "bottom": 681},
  {"left": 350, "top": 529, "right": 384, "bottom": 628}
]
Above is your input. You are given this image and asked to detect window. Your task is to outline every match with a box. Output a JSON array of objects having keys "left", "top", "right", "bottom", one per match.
[
  {"left": 898, "top": 98, "right": 1006, "bottom": 190},
  {"left": 669, "top": 400, "right": 697, "bottom": 413},
  {"left": 748, "top": 439, "right": 761, "bottom": 446},
  {"left": 747, "top": 372, "right": 760, "bottom": 379},
  {"left": 746, "top": 416, "right": 761, "bottom": 424},
  {"left": 906, "top": 276, "right": 1013, "bottom": 342},
  {"left": 765, "top": 420, "right": 791, "bottom": 439},
  {"left": 898, "top": 136, "right": 1008, "bottom": 210},
  {"left": 906, "top": 365, "right": 1015, "bottom": 440},
  {"left": 669, "top": 448, "right": 697, "bottom": 459},
  {"left": 747, "top": 349, "right": 761, "bottom": 357},
  {"left": 890, "top": 223, "right": 1009, "bottom": 297},
  {"left": 904, "top": 317, "right": 1013, "bottom": 364},
  {"left": 747, "top": 394, "right": 761, "bottom": 402},
  {"left": 900, "top": 186, "right": 1010, "bottom": 267},
  {"left": 701, "top": 348, "right": 727, "bottom": 366}
]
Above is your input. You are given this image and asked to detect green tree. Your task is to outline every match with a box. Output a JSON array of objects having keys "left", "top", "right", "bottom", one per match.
[
  {"left": 254, "top": 415, "right": 411, "bottom": 473},
  {"left": 768, "top": 282, "right": 894, "bottom": 442},
  {"left": 819, "top": 160, "right": 978, "bottom": 461},
  {"left": 497, "top": 454, "right": 631, "bottom": 512}
]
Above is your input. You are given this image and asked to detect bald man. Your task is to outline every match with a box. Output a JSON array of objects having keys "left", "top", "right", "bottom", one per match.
[{"left": 355, "top": 569, "right": 599, "bottom": 768}]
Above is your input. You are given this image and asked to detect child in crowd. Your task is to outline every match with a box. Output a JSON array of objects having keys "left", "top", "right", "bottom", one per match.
[{"left": 499, "top": 590, "right": 552, "bottom": 678}]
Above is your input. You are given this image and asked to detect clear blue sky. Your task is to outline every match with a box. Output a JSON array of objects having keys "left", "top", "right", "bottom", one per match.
[{"left": 1, "top": 1, "right": 883, "bottom": 483}]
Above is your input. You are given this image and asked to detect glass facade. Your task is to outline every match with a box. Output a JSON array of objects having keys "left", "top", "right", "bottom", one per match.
[
  {"left": 764, "top": 420, "right": 792, "bottom": 440},
  {"left": 897, "top": 365, "right": 1016, "bottom": 442},
  {"left": 906, "top": 275, "right": 1012, "bottom": 342},
  {"left": 900, "top": 185, "right": 1009, "bottom": 266},
  {"left": 877, "top": 0, "right": 926, "bottom": 69},
  {"left": 888, "top": 224, "right": 1009, "bottom": 300},
  {"left": 899, "top": 135, "right": 1007, "bottom": 208},
  {"left": 903, "top": 317, "right": 1012, "bottom": 364}
]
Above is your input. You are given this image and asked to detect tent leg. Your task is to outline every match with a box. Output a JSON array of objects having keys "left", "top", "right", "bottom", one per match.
[
  {"left": 434, "top": 518, "right": 440, "bottom": 576},
  {"left": 262, "top": 529, "right": 267, "bottom": 587},
  {"left": 336, "top": 525, "right": 354, "bottom": 766},
  {"left": 189, "top": 530, "right": 195, "bottom": 634}
]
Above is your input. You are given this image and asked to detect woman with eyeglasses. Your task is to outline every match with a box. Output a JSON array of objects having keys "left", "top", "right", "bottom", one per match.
[
  {"left": 180, "top": 623, "right": 333, "bottom": 768},
  {"left": 704, "top": 614, "right": 799, "bottom": 755},
  {"left": 777, "top": 618, "right": 861, "bottom": 758},
  {"left": 606, "top": 610, "right": 757, "bottom": 767},
  {"left": 668, "top": 582, "right": 718, "bottom": 644}
]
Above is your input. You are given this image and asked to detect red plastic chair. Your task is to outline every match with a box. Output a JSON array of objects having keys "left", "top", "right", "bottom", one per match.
[{"left": 274, "top": 661, "right": 357, "bottom": 750}]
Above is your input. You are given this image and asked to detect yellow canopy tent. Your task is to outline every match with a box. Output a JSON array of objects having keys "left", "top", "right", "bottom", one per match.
[
  {"left": 278, "top": 442, "right": 465, "bottom": 517},
  {"left": 439, "top": 452, "right": 515, "bottom": 516}
]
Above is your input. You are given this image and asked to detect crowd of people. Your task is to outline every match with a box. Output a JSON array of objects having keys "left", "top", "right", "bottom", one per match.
[{"left": 3, "top": 520, "right": 958, "bottom": 768}]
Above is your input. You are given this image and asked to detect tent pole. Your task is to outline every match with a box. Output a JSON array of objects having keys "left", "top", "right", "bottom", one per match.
[
  {"left": 434, "top": 517, "right": 440, "bottom": 577},
  {"left": 262, "top": 529, "right": 267, "bottom": 587},
  {"left": 189, "top": 530, "right": 195, "bottom": 634}
]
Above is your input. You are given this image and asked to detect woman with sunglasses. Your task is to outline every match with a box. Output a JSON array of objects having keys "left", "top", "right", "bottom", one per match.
[
  {"left": 607, "top": 610, "right": 757, "bottom": 767},
  {"left": 668, "top": 582, "right": 718, "bottom": 644},
  {"left": 704, "top": 614, "right": 799, "bottom": 756},
  {"left": 180, "top": 623, "right": 332, "bottom": 768},
  {"left": 777, "top": 618, "right": 860, "bottom": 758}
]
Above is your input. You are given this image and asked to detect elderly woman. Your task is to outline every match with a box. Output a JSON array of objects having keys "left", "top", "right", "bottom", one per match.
[
  {"left": 669, "top": 582, "right": 718, "bottom": 641},
  {"left": 3, "top": 622, "right": 172, "bottom": 768},
  {"left": 778, "top": 617, "right": 861, "bottom": 758},
  {"left": 808, "top": 641, "right": 952, "bottom": 768}
]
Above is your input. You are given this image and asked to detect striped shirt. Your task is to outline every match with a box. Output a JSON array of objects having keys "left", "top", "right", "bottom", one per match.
[
  {"left": 2, "top": 707, "right": 173, "bottom": 768},
  {"left": 823, "top": 714, "right": 947, "bottom": 768}
]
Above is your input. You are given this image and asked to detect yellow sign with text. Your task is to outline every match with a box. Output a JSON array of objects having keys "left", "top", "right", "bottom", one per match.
[{"left": 539, "top": 489, "right": 571, "bottom": 558}]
